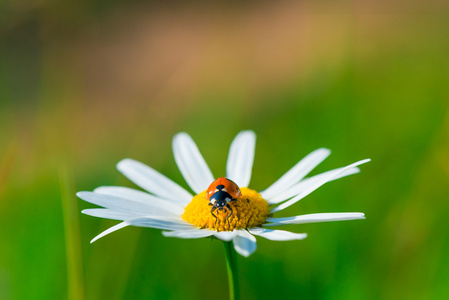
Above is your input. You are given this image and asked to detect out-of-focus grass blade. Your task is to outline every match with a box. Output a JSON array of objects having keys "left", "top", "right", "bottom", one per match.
[{"left": 60, "top": 165, "right": 85, "bottom": 300}]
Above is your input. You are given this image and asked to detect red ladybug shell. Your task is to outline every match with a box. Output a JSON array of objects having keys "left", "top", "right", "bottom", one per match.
[{"left": 206, "top": 177, "right": 241, "bottom": 201}]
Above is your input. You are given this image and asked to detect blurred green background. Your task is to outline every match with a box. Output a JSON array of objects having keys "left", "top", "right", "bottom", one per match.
[{"left": 1, "top": 0, "right": 449, "bottom": 299}]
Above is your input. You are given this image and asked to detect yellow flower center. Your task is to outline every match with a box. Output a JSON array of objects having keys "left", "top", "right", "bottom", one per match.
[{"left": 182, "top": 187, "right": 270, "bottom": 231}]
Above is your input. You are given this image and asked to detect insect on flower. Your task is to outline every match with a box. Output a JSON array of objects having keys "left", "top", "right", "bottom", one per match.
[
  {"left": 206, "top": 177, "right": 242, "bottom": 226},
  {"left": 77, "top": 130, "right": 369, "bottom": 257}
]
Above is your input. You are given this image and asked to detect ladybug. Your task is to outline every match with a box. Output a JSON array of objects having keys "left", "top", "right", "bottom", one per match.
[{"left": 206, "top": 177, "right": 242, "bottom": 225}]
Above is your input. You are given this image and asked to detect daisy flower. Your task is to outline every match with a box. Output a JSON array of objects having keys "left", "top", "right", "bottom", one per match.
[{"left": 77, "top": 131, "right": 369, "bottom": 257}]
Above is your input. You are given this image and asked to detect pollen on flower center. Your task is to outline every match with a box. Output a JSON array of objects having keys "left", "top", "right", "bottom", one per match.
[{"left": 182, "top": 187, "right": 270, "bottom": 231}]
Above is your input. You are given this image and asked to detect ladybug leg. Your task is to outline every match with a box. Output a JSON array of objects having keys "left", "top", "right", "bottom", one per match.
[
  {"left": 210, "top": 206, "right": 218, "bottom": 226},
  {"left": 225, "top": 204, "right": 233, "bottom": 226}
]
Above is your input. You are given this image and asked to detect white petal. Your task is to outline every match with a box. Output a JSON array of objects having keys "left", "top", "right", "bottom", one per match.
[
  {"left": 162, "top": 229, "right": 215, "bottom": 239},
  {"left": 117, "top": 158, "right": 192, "bottom": 205},
  {"left": 264, "top": 212, "right": 366, "bottom": 226},
  {"left": 128, "top": 217, "right": 195, "bottom": 231},
  {"left": 94, "top": 186, "right": 185, "bottom": 214},
  {"left": 82, "top": 208, "right": 139, "bottom": 220},
  {"left": 261, "top": 148, "right": 331, "bottom": 200},
  {"left": 233, "top": 230, "right": 257, "bottom": 257},
  {"left": 270, "top": 159, "right": 370, "bottom": 213},
  {"left": 266, "top": 167, "right": 361, "bottom": 205},
  {"left": 77, "top": 191, "right": 179, "bottom": 218},
  {"left": 90, "top": 222, "right": 128, "bottom": 243},
  {"left": 249, "top": 228, "right": 307, "bottom": 241},
  {"left": 213, "top": 231, "right": 237, "bottom": 242},
  {"left": 173, "top": 133, "right": 214, "bottom": 194},
  {"left": 226, "top": 130, "right": 256, "bottom": 188}
]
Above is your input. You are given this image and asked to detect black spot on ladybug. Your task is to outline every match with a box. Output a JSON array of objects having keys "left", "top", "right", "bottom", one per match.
[
  {"left": 246, "top": 198, "right": 250, "bottom": 203},
  {"left": 216, "top": 184, "right": 225, "bottom": 191}
]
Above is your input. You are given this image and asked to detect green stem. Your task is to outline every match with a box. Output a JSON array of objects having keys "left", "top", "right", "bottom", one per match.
[{"left": 223, "top": 241, "right": 240, "bottom": 300}]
